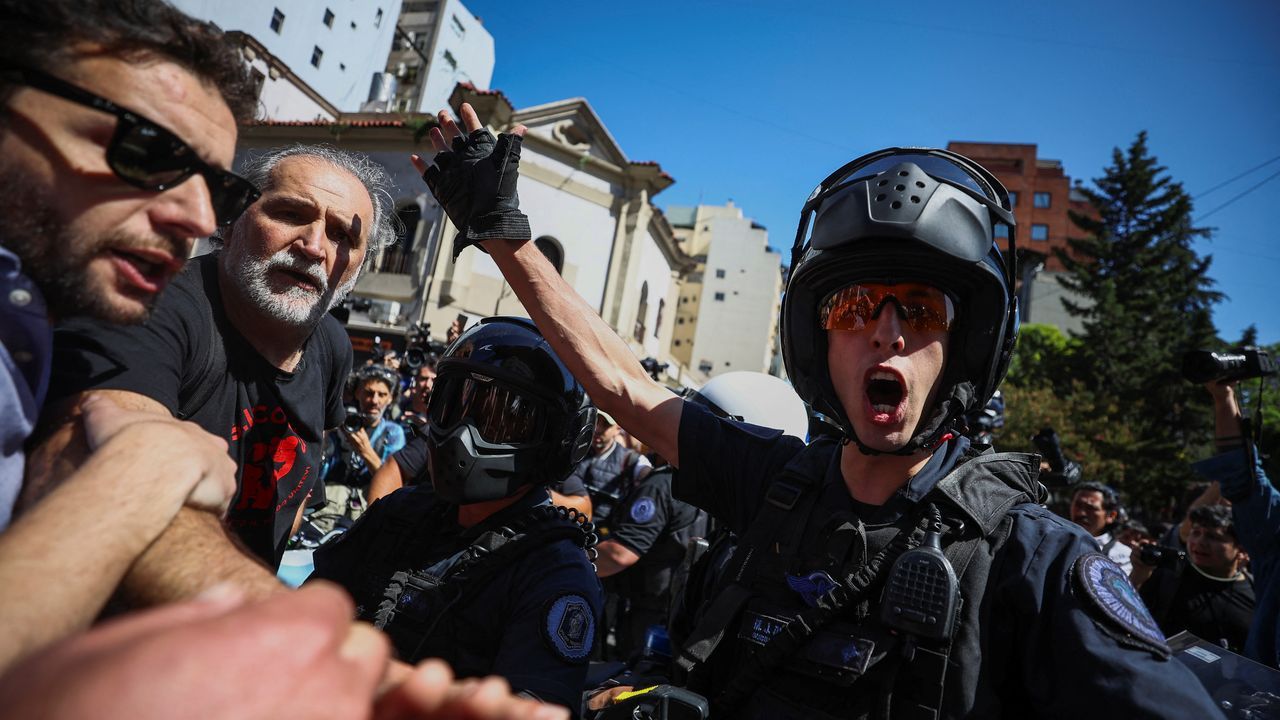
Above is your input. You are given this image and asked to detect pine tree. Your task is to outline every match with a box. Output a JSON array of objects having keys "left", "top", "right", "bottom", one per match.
[{"left": 1055, "top": 132, "right": 1222, "bottom": 509}]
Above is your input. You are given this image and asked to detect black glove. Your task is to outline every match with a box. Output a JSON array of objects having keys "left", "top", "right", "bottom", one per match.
[{"left": 421, "top": 128, "right": 531, "bottom": 258}]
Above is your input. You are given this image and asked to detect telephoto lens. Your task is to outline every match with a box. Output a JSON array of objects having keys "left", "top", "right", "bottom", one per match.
[{"left": 1181, "top": 347, "right": 1277, "bottom": 384}]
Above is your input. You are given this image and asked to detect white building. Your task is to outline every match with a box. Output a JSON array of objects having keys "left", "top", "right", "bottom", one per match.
[
  {"left": 235, "top": 84, "right": 695, "bottom": 385},
  {"left": 668, "top": 203, "right": 783, "bottom": 379},
  {"left": 386, "top": 0, "right": 495, "bottom": 114},
  {"left": 169, "top": 0, "right": 402, "bottom": 113}
]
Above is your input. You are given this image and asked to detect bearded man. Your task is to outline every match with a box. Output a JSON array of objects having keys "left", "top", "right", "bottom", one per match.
[{"left": 27, "top": 144, "right": 397, "bottom": 601}]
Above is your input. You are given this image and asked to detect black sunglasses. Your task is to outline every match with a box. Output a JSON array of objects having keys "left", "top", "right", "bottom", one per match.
[{"left": 4, "top": 67, "right": 260, "bottom": 226}]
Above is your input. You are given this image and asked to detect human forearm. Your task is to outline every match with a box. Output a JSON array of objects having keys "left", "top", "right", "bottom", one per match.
[
  {"left": 0, "top": 447, "right": 194, "bottom": 670},
  {"left": 368, "top": 457, "right": 405, "bottom": 504},
  {"left": 594, "top": 540, "right": 641, "bottom": 578},
  {"left": 549, "top": 490, "right": 592, "bottom": 519},
  {"left": 486, "top": 239, "right": 682, "bottom": 464},
  {"left": 118, "top": 508, "right": 284, "bottom": 607}
]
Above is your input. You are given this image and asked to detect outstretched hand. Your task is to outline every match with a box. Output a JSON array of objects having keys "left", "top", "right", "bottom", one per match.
[{"left": 411, "top": 103, "right": 531, "bottom": 258}]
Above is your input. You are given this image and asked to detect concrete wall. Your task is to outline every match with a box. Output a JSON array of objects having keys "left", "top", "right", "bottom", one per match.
[
  {"left": 416, "top": 0, "right": 494, "bottom": 113},
  {"left": 170, "top": 0, "right": 402, "bottom": 112}
]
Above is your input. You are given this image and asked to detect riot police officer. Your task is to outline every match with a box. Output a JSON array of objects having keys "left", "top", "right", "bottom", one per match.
[
  {"left": 412, "top": 106, "right": 1223, "bottom": 718},
  {"left": 310, "top": 317, "right": 603, "bottom": 715}
]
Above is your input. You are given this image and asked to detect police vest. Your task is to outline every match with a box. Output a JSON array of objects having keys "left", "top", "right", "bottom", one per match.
[
  {"left": 346, "top": 494, "right": 597, "bottom": 664},
  {"left": 569, "top": 443, "right": 641, "bottom": 527},
  {"left": 675, "top": 438, "right": 1043, "bottom": 720}
]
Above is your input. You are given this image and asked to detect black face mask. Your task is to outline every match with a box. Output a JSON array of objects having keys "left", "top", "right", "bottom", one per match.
[{"left": 427, "top": 424, "right": 523, "bottom": 505}]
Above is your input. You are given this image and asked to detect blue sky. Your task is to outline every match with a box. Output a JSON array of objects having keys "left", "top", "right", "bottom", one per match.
[{"left": 465, "top": 0, "right": 1280, "bottom": 344}]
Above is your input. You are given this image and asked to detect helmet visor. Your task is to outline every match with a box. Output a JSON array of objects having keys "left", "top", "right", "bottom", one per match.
[
  {"left": 819, "top": 282, "right": 955, "bottom": 333},
  {"left": 428, "top": 374, "right": 545, "bottom": 445}
]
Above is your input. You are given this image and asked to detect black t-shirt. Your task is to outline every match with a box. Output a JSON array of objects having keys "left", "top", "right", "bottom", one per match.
[
  {"left": 48, "top": 253, "right": 350, "bottom": 566},
  {"left": 1141, "top": 561, "right": 1257, "bottom": 652},
  {"left": 394, "top": 433, "right": 430, "bottom": 485}
]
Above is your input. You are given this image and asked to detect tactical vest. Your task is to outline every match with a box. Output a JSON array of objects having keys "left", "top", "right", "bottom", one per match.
[
  {"left": 674, "top": 438, "right": 1043, "bottom": 720},
  {"left": 569, "top": 443, "right": 641, "bottom": 528},
  {"left": 347, "top": 494, "right": 597, "bottom": 664}
]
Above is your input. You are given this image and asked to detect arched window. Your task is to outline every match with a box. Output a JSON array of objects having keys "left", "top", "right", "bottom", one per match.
[
  {"left": 633, "top": 281, "right": 648, "bottom": 342},
  {"left": 654, "top": 298, "right": 665, "bottom": 338},
  {"left": 534, "top": 236, "right": 564, "bottom": 275}
]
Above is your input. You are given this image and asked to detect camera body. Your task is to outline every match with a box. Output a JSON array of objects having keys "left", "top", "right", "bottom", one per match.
[
  {"left": 342, "top": 406, "right": 364, "bottom": 434},
  {"left": 1031, "top": 427, "right": 1082, "bottom": 488},
  {"left": 1139, "top": 544, "right": 1186, "bottom": 570},
  {"left": 1182, "top": 347, "right": 1277, "bottom": 384},
  {"left": 403, "top": 322, "right": 447, "bottom": 371}
]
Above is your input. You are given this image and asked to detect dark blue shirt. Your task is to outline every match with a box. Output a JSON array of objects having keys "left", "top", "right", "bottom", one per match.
[
  {"left": 311, "top": 485, "right": 603, "bottom": 713},
  {"left": 673, "top": 401, "right": 1224, "bottom": 719},
  {"left": 0, "top": 246, "right": 51, "bottom": 531}
]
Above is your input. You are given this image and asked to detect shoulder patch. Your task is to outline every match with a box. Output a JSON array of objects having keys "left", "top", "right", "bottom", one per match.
[
  {"left": 542, "top": 592, "right": 595, "bottom": 663},
  {"left": 630, "top": 497, "right": 657, "bottom": 523},
  {"left": 1072, "top": 553, "right": 1170, "bottom": 658}
]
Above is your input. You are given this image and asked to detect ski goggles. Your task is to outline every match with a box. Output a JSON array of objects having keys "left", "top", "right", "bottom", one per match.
[
  {"left": 819, "top": 282, "right": 956, "bottom": 333},
  {"left": 428, "top": 373, "right": 546, "bottom": 445},
  {"left": 4, "top": 67, "right": 261, "bottom": 226}
]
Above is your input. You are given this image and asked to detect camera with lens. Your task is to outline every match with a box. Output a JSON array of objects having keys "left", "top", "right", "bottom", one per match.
[
  {"left": 1182, "top": 347, "right": 1277, "bottom": 384},
  {"left": 403, "top": 322, "right": 447, "bottom": 372},
  {"left": 640, "top": 356, "right": 669, "bottom": 381},
  {"left": 1139, "top": 544, "right": 1186, "bottom": 570},
  {"left": 1031, "top": 427, "right": 1082, "bottom": 488},
  {"left": 342, "top": 405, "right": 365, "bottom": 433}
]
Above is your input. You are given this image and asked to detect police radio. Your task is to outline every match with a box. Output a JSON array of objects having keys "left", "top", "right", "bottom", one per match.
[{"left": 879, "top": 512, "right": 960, "bottom": 642}]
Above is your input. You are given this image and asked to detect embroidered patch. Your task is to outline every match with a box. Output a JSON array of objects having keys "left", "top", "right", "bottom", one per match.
[
  {"left": 1073, "top": 553, "right": 1170, "bottom": 658},
  {"left": 543, "top": 593, "right": 594, "bottom": 663},
  {"left": 786, "top": 570, "right": 838, "bottom": 607},
  {"left": 629, "top": 497, "right": 657, "bottom": 523}
]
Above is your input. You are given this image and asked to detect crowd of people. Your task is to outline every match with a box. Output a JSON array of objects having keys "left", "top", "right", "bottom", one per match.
[{"left": 1, "top": 1, "right": 1277, "bottom": 718}]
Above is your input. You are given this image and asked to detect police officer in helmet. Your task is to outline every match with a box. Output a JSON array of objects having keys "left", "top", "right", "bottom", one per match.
[
  {"left": 412, "top": 106, "right": 1222, "bottom": 719},
  {"left": 310, "top": 317, "right": 603, "bottom": 715}
]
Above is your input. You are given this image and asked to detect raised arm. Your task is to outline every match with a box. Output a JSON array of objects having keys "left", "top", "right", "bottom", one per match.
[
  {"left": 410, "top": 104, "right": 684, "bottom": 467},
  {"left": 23, "top": 389, "right": 286, "bottom": 606}
]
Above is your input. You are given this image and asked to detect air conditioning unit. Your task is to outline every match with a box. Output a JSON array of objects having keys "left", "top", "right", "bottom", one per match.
[{"left": 367, "top": 300, "right": 402, "bottom": 325}]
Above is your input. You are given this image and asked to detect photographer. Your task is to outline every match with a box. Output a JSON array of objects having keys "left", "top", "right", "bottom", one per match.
[
  {"left": 317, "top": 365, "right": 406, "bottom": 530},
  {"left": 1192, "top": 380, "right": 1280, "bottom": 668},
  {"left": 1133, "top": 505, "right": 1255, "bottom": 653}
]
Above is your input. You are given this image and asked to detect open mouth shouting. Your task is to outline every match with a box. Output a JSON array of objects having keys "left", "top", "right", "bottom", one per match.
[
  {"left": 864, "top": 366, "right": 907, "bottom": 426},
  {"left": 108, "top": 246, "right": 182, "bottom": 295}
]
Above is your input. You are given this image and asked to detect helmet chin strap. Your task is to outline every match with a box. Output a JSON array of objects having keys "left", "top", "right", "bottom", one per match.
[{"left": 839, "top": 383, "right": 974, "bottom": 457}]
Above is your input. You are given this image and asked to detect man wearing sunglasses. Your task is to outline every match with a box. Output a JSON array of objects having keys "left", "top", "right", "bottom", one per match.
[{"left": 414, "top": 104, "right": 1222, "bottom": 718}]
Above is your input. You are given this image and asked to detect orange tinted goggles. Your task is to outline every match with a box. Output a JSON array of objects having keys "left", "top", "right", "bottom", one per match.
[{"left": 819, "top": 282, "right": 956, "bottom": 333}]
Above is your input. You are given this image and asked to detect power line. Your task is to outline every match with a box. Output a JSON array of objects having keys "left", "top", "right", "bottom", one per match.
[
  {"left": 1193, "top": 154, "right": 1280, "bottom": 199},
  {"left": 1195, "top": 167, "right": 1280, "bottom": 222}
]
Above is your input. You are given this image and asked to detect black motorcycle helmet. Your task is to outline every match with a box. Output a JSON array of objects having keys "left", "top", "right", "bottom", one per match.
[
  {"left": 425, "top": 316, "right": 597, "bottom": 504},
  {"left": 780, "top": 148, "right": 1019, "bottom": 455}
]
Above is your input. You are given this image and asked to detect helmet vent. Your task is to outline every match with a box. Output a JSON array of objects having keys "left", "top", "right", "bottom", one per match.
[
  {"left": 895, "top": 184, "right": 906, "bottom": 191},
  {"left": 891, "top": 201, "right": 902, "bottom": 209},
  {"left": 911, "top": 195, "right": 921, "bottom": 204},
  {"left": 876, "top": 193, "right": 886, "bottom": 202}
]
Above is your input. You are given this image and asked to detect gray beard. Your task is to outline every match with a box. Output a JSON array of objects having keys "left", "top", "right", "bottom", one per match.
[{"left": 221, "top": 246, "right": 359, "bottom": 328}]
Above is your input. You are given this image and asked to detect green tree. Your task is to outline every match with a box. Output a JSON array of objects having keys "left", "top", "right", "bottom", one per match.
[
  {"left": 1004, "top": 323, "right": 1080, "bottom": 393},
  {"left": 1053, "top": 131, "right": 1222, "bottom": 510}
]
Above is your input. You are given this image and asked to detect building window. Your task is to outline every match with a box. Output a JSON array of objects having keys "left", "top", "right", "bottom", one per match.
[
  {"left": 713, "top": 292, "right": 725, "bottom": 301},
  {"left": 451, "top": 14, "right": 466, "bottom": 38},
  {"left": 634, "top": 282, "right": 649, "bottom": 342},
  {"left": 374, "top": 8, "right": 383, "bottom": 27},
  {"left": 714, "top": 268, "right": 725, "bottom": 279},
  {"left": 249, "top": 68, "right": 266, "bottom": 99},
  {"left": 270, "top": 8, "right": 285, "bottom": 33},
  {"left": 534, "top": 236, "right": 564, "bottom": 275},
  {"left": 1033, "top": 192, "right": 1051, "bottom": 208},
  {"left": 376, "top": 203, "right": 421, "bottom": 274},
  {"left": 1008, "top": 191, "right": 1018, "bottom": 207},
  {"left": 677, "top": 317, "right": 685, "bottom": 325},
  {"left": 1030, "top": 224, "right": 1049, "bottom": 241},
  {"left": 310, "top": 46, "right": 323, "bottom": 68},
  {"left": 654, "top": 299, "right": 665, "bottom": 338},
  {"left": 994, "top": 224, "right": 1009, "bottom": 239},
  {"left": 322, "top": 8, "right": 335, "bottom": 27},
  {"left": 442, "top": 49, "right": 458, "bottom": 71}
]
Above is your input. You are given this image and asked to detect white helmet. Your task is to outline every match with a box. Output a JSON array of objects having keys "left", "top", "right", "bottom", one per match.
[{"left": 687, "top": 371, "right": 810, "bottom": 440}]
